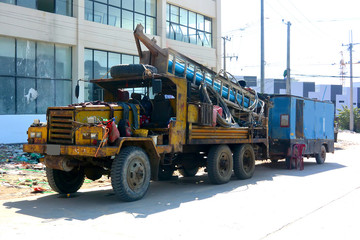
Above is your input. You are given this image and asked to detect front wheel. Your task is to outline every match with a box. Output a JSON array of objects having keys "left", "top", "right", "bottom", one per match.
[
  {"left": 207, "top": 145, "right": 233, "bottom": 184},
  {"left": 111, "top": 147, "right": 151, "bottom": 201},
  {"left": 46, "top": 167, "right": 85, "bottom": 194},
  {"left": 233, "top": 144, "right": 255, "bottom": 180},
  {"left": 315, "top": 145, "right": 326, "bottom": 164}
]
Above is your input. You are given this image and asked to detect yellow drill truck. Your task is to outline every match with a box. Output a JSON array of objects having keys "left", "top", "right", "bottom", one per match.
[{"left": 24, "top": 24, "right": 270, "bottom": 201}]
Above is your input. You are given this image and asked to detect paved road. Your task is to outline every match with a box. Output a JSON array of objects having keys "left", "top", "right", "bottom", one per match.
[{"left": 1, "top": 142, "right": 360, "bottom": 240}]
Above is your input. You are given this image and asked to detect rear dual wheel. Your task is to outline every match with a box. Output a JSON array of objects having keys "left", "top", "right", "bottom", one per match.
[
  {"left": 233, "top": 144, "right": 255, "bottom": 180},
  {"left": 207, "top": 145, "right": 233, "bottom": 184}
]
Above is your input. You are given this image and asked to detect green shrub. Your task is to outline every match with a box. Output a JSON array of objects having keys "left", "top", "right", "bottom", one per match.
[{"left": 337, "top": 105, "right": 360, "bottom": 132}]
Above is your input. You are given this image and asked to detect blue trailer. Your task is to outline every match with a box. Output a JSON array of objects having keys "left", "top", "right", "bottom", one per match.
[{"left": 268, "top": 95, "right": 335, "bottom": 165}]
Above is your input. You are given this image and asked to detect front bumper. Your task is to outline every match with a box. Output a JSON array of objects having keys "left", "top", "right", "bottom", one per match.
[{"left": 23, "top": 144, "right": 119, "bottom": 157}]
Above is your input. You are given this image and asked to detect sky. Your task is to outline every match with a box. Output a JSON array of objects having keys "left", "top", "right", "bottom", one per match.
[{"left": 221, "top": 0, "right": 360, "bottom": 86}]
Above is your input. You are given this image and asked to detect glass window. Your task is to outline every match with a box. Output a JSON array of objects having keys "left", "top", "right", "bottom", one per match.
[
  {"left": 109, "top": 0, "right": 121, "bottom": 7},
  {"left": 134, "top": 13, "right": 145, "bottom": 28},
  {"left": 146, "top": 16, "right": 156, "bottom": 35},
  {"left": 0, "top": 77, "right": 15, "bottom": 114},
  {"left": 122, "top": 54, "right": 133, "bottom": 64},
  {"left": 135, "top": 0, "right": 145, "bottom": 14},
  {"left": 109, "top": 52, "right": 121, "bottom": 68},
  {"left": 37, "top": 79, "right": 55, "bottom": 113},
  {"left": 134, "top": 56, "right": 139, "bottom": 64},
  {"left": 0, "top": 38, "right": 71, "bottom": 115},
  {"left": 197, "top": 14, "right": 204, "bottom": 31},
  {"left": 122, "top": 0, "right": 133, "bottom": 11},
  {"left": 180, "top": 8, "right": 188, "bottom": 26},
  {"left": 55, "top": 45, "right": 72, "bottom": 79},
  {"left": 166, "top": 3, "right": 169, "bottom": 21},
  {"left": 109, "top": 6, "right": 121, "bottom": 27},
  {"left": 84, "top": 49, "right": 93, "bottom": 81},
  {"left": 85, "top": 0, "right": 155, "bottom": 34},
  {"left": 0, "top": 37, "right": 15, "bottom": 75},
  {"left": 108, "top": 52, "right": 120, "bottom": 77},
  {"left": 37, "top": 42, "right": 55, "bottom": 79},
  {"left": 84, "top": 49, "right": 93, "bottom": 102},
  {"left": 205, "top": 17, "right": 212, "bottom": 33},
  {"left": 55, "top": 80, "right": 72, "bottom": 107},
  {"left": 94, "top": 50, "right": 107, "bottom": 79},
  {"left": 188, "top": 11, "right": 196, "bottom": 28},
  {"left": 17, "top": 0, "right": 36, "bottom": 9},
  {"left": 170, "top": 5, "right": 179, "bottom": 23},
  {"left": 167, "top": 4, "right": 212, "bottom": 47},
  {"left": 17, "top": 40, "right": 35, "bottom": 77},
  {"left": 56, "top": 0, "right": 72, "bottom": 16},
  {"left": 94, "top": 2, "right": 108, "bottom": 24},
  {"left": 189, "top": 28, "right": 197, "bottom": 44},
  {"left": 84, "top": 49, "right": 138, "bottom": 101},
  {"left": 85, "top": 0, "right": 93, "bottom": 21},
  {"left": 16, "top": 78, "right": 36, "bottom": 114},
  {"left": 146, "top": 0, "right": 156, "bottom": 17},
  {"left": 122, "top": 9, "right": 133, "bottom": 30}
]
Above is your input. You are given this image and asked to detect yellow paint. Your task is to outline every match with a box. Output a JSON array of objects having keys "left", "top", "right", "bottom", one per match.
[{"left": 187, "top": 104, "right": 199, "bottom": 123}]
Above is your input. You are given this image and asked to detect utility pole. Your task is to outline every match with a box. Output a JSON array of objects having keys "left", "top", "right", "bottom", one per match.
[
  {"left": 222, "top": 36, "right": 231, "bottom": 72},
  {"left": 286, "top": 21, "right": 291, "bottom": 95},
  {"left": 260, "top": 0, "right": 265, "bottom": 93},
  {"left": 343, "top": 30, "right": 359, "bottom": 131}
]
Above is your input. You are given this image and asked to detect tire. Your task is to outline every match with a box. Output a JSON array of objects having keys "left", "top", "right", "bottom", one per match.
[
  {"left": 46, "top": 167, "right": 85, "bottom": 194},
  {"left": 207, "top": 145, "right": 233, "bottom": 184},
  {"left": 177, "top": 153, "right": 200, "bottom": 177},
  {"left": 158, "top": 165, "right": 174, "bottom": 181},
  {"left": 110, "top": 64, "right": 158, "bottom": 78},
  {"left": 111, "top": 147, "right": 151, "bottom": 201},
  {"left": 179, "top": 167, "right": 199, "bottom": 177},
  {"left": 233, "top": 144, "right": 255, "bottom": 180},
  {"left": 315, "top": 145, "right": 326, "bottom": 164}
]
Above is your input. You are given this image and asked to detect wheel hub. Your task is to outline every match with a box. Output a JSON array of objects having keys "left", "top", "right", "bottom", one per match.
[
  {"left": 219, "top": 153, "right": 230, "bottom": 176},
  {"left": 127, "top": 159, "right": 145, "bottom": 191}
]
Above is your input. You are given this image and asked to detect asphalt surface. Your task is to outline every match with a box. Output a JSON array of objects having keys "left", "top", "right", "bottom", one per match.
[{"left": 1, "top": 136, "right": 359, "bottom": 240}]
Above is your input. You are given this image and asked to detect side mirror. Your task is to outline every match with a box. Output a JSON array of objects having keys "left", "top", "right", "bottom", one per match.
[
  {"left": 75, "top": 81, "right": 80, "bottom": 99},
  {"left": 152, "top": 79, "right": 162, "bottom": 95}
]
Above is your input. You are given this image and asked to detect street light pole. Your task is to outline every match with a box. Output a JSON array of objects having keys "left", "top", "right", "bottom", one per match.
[
  {"left": 286, "top": 21, "right": 291, "bottom": 95},
  {"left": 222, "top": 36, "right": 231, "bottom": 72},
  {"left": 260, "top": 0, "right": 265, "bottom": 93}
]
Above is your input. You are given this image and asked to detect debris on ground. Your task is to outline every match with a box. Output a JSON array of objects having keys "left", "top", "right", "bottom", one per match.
[{"left": 0, "top": 144, "right": 111, "bottom": 200}]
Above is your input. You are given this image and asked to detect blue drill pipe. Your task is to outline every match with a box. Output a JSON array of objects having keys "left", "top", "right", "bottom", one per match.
[{"left": 168, "top": 60, "right": 253, "bottom": 108}]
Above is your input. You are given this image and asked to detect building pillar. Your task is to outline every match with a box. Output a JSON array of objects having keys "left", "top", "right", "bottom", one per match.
[
  {"left": 214, "top": 0, "right": 222, "bottom": 72},
  {"left": 72, "top": 0, "right": 85, "bottom": 103},
  {"left": 157, "top": 0, "right": 167, "bottom": 48}
]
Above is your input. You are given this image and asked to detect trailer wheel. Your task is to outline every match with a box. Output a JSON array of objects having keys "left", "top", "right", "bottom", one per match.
[
  {"left": 315, "top": 145, "right": 326, "bottom": 164},
  {"left": 233, "top": 144, "right": 255, "bottom": 180},
  {"left": 111, "top": 147, "right": 151, "bottom": 201},
  {"left": 207, "top": 145, "right": 233, "bottom": 184},
  {"left": 46, "top": 167, "right": 85, "bottom": 194}
]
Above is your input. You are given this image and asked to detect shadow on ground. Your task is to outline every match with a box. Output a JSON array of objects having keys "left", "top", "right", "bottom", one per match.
[{"left": 3, "top": 160, "right": 345, "bottom": 221}]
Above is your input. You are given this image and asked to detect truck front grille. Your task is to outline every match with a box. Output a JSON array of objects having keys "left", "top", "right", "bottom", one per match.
[{"left": 48, "top": 110, "right": 74, "bottom": 144}]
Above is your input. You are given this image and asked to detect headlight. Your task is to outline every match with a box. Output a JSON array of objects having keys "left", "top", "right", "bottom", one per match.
[{"left": 30, "top": 132, "right": 42, "bottom": 138}]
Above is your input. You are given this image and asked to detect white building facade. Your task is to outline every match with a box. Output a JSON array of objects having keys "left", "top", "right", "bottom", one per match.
[{"left": 0, "top": 0, "right": 222, "bottom": 143}]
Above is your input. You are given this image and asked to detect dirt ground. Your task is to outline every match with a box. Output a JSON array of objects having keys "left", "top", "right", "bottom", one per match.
[{"left": 0, "top": 130, "right": 358, "bottom": 200}]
